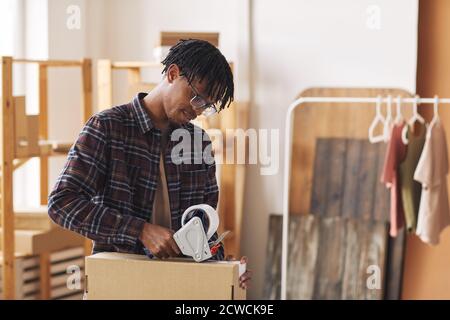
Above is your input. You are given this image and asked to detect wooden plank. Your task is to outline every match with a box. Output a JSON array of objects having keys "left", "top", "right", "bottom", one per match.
[
  {"left": 1, "top": 247, "right": 85, "bottom": 300},
  {"left": 324, "top": 138, "right": 347, "bottom": 217},
  {"left": 264, "top": 214, "right": 390, "bottom": 300},
  {"left": 111, "top": 61, "right": 161, "bottom": 69},
  {"left": 51, "top": 257, "right": 84, "bottom": 274},
  {"left": 22, "top": 267, "right": 40, "bottom": 282},
  {"left": 333, "top": 219, "right": 388, "bottom": 300},
  {"left": 312, "top": 216, "right": 346, "bottom": 299},
  {"left": 13, "top": 59, "right": 82, "bottom": 67},
  {"left": 82, "top": 59, "right": 93, "bottom": 256},
  {"left": 263, "top": 215, "right": 283, "bottom": 299},
  {"left": 51, "top": 271, "right": 84, "bottom": 288},
  {"left": 160, "top": 32, "right": 219, "bottom": 47},
  {"left": 286, "top": 215, "right": 319, "bottom": 299},
  {"left": 51, "top": 247, "right": 84, "bottom": 263},
  {"left": 341, "top": 218, "right": 361, "bottom": 299},
  {"left": 10, "top": 207, "right": 54, "bottom": 231},
  {"left": 26, "top": 115, "right": 40, "bottom": 156},
  {"left": 38, "top": 65, "right": 49, "bottom": 206},
  {"left": 83, "top": 240, "right": 92, "bottom": 257},
  {"left": 363, "top": 221, "right": 388, "bottom": 300},
  {"left": 97, "top": 60, "right": 112, "bottom": 112},
  {"left": 127, "top": 68, "right": 141, "bottom": 97},
  {"left": 341, "top": 139, "right": 362, "bottom": 219},
  {"left": 13, "top": 96, "right": 28, "bottom": 158},
  {"left": 51, "top": 284, "right": 83, "bottom": 299},
  {"left": 354, "top": 140, "right": 379, "bottom": 221},
  {"left": 13, "top": 158, "right": 30, "bottom": 170},
  {"left": 311, "top": 138, "right": 388, "bottom": 222},
  {"left": 13, "top": 256, "right": 24, "bottom": 299},
  {"left": 125, "top": 68, "right": 156, "bottom": 102},
  {"left": 21, "top": 256, "right": 40, "bottom": 270},
  {"left": 1, "top": 56, "right": 15, "bottom": 299},
  {"left": 81, "top": 58, "right": 93, "bottom": 123},
  {"left": 39, "top": 252, "right": 51, "bottom": 299},
  {"left": 56, "top": 292, "right": 83, "bottom": 300},
  {"left": 310, "top": 139, "right": 330, "bottom": 216}
]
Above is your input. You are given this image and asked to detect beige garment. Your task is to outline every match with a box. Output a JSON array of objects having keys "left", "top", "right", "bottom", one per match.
[
  {"left": 152, "top": 128, "right": 172, "bottom": 229},
  {"left": 414, "top": 121, "right": 450, "bottom": 245}
]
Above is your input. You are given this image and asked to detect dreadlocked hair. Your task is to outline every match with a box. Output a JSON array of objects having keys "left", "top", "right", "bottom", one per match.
[{"left": 161, "top": 39, "right": 234, "bottom": 111}]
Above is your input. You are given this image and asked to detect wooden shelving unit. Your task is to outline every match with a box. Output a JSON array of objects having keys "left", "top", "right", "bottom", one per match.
[{"left": 0, "top": 57, "right": 93, "bottom": 299}]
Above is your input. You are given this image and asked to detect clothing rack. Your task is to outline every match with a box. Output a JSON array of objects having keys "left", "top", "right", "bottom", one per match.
[{"left": 281, "top": 95, "right": 450, "bottom": 300}]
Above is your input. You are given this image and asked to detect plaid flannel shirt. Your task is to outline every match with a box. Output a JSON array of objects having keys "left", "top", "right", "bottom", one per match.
[{"left": 48, "top": 92, "right": 224, "bottom": 260}]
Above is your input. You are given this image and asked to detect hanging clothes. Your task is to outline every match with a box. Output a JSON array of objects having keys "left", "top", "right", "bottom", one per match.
[
  {"left": 381, "top": 122, "right": 407, "bottom": 237},
  {"left": 414, "top": 121, "right": 450, "bottom": 245},
  {"left": 399, "top": 123, "right": 426, "bottom": 233}
]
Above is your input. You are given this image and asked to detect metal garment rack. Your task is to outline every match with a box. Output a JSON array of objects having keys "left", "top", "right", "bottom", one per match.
[{"left": 281, "top": 96, "right": 450, "bottom": 300}]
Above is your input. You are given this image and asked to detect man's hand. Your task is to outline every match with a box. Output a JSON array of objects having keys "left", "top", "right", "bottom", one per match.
[
  {"left": 139, "top": 223, "right": 181, "bottom": 259},
  {"left": 226, "top": 255, "right": 252, "bottom": 290}
]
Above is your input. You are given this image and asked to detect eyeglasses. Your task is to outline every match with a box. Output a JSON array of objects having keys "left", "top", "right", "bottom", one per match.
[{"left": 185, "top": 79, "right": 219, "bottom": 117}]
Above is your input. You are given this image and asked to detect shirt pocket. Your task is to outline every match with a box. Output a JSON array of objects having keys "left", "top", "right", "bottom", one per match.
[{"left": 179, "top": 166, "right": 207, "bottom": 203}]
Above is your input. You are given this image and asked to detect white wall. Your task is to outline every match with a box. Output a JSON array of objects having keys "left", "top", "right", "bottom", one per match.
[
  {"left": 13, "top": 0, "right": 48, "bottom": 208},
  {"left": 243, "top": 0, "right": 418, "bottom": 299},
  {"left": 102, "top": 0, "right": 245, "bottom": 105}
]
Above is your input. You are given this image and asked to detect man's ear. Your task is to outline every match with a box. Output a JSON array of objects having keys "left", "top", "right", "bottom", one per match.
[{"left": 166, "top": 64, "right": 180, "bottom": 84}]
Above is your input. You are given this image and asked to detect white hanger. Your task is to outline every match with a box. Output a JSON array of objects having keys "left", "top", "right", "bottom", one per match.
[
  {"left": 430, "top": 95, "right": 440, "bottom": 128},
  {"left": 402, "top": 95, "right": 426, "bottom": 145},
  {"left": 383, "top": 95, "right": 393, "bottom": 142},
  {"left": 395, "top": 95, "right": 404, "bottom": 124},
  {"left": 368, "top": 95, "right": 386, "bottom": 144}
]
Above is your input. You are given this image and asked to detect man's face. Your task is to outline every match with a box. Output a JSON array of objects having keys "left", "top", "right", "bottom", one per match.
[{"left": 163, "top": 64, "right": 214, "bottom": 125}]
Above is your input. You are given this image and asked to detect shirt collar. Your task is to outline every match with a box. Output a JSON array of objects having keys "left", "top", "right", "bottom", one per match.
[
  {"left": 131, "top": 91, "right": 188, "bottom": 135},
  {"left": 131, "top": 92, "right": 154, "bottom": 134}
]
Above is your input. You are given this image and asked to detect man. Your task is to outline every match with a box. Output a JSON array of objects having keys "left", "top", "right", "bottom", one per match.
[{"left": 48, "top": 39, "right": 251, "bottom": 289}]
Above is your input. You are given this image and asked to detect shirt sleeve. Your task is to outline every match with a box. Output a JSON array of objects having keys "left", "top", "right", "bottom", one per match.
[{"left": 48, "top": 115, "right": 146, "bottom": 246}]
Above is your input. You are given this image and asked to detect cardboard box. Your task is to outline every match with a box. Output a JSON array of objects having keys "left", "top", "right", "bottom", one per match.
[
  {"left": 85, "top": 252, "right": 246, "bottom": 300},
  {"left": 0, "top": 226, "right": 85, "bottom": 255},
  {"left": 13, "top": 206, "right": 58, "bottom": 231},
  {"left": 0, "top": 247, "right": 85, "bottom": 300}
]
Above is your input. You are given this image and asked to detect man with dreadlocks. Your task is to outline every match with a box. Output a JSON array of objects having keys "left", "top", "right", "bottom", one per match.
[{"left": 48, "top": 39, "right": 252, "bottom": 290}]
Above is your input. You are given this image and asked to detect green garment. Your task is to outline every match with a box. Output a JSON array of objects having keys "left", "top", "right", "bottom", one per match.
[{"left": 399, "top": 123, "right": 426, "bottom": 233}]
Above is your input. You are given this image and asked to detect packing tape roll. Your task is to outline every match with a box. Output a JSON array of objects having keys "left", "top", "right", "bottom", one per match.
[{"left": 181, "top": 204, "right": 219, "bottom": 240}]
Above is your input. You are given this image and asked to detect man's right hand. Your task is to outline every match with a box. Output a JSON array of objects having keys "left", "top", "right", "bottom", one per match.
[{"left": 139, "top": 223, "right": 181, "bottom": 259}]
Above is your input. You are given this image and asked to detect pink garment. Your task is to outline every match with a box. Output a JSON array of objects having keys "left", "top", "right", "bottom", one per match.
[{"left": 381, "top": 122, "right": 407, "bottom": 237}]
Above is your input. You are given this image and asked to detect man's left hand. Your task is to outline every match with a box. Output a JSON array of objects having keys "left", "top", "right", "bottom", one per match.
[{"left": 226, "top": 255, "right": 252, "bottom": 290}]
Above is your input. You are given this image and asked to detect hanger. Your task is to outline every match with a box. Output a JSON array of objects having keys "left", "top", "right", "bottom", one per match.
[
  {"left": 402, "top": 95, "right": 426, "bottom": 145},
  {"left": 430, "top": 95, "right": 440, "bottom": 128},
  {"left": 368, "top": 95, "right": 386, "bottom": 144},
  {"left": 395, "top": 95, "right": 404, "bottom": 124},
  {"left": 383, "top": 95, "right": 393, "bottom": 142}
]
